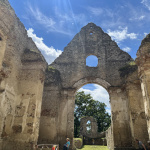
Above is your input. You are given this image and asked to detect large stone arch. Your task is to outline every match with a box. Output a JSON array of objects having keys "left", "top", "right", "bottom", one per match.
[
  {"left": 39, "top": 23, "right": 149, "bottom": 150},
  {"left": 72, "top": 77, "right": 111, "bottom": 91}
]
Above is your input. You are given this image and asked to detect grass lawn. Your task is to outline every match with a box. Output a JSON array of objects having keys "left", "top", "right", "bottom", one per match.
[{"left": 78, "top": 145, "right": 109, "bottom": 150}]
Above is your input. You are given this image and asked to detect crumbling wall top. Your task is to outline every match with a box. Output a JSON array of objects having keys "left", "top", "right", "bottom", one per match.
[
  {"left": 49, "top": 23, "right": 133, "bottom": 88},
  {"left": 137, "top": 33, "right": 150, "bottom": 57}
]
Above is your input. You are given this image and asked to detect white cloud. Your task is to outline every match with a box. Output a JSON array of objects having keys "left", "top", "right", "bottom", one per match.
[
  {"left": 122, "top": 47, "right": 131, "bottom": 52},
  {"left": 78, "top": 84, "right": 110, "bottom": 114},
  {"left": 130, "top": 15, "right": 145, "bottom": 21},
  {"left": 107, "top": 27, "right": 138, "bottom": 42},
  {"left": 88, "top": 7, "right": 103, "bottom": 16},
  {"left": 28, "top": 4, "right": 56, "bottom": 28},
  {"left": 26, "top": 3, "right": 88, "bottom": 36},
  {"left": 139, "top": 15, "right": 145, "bottom": 20},
  {"left": 141, "top": 0, "right": 150, "bottom": 10},
  {"left": 144, "top": 32, "right": 148, "bottom": 36},
  {"left": 27, "top": 28, "right": 62, "bottom": 64},
  {"left": 26, "top": 4, "right": 75, "bottom": 36}
]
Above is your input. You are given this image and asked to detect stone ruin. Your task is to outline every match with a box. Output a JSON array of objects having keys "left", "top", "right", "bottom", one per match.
[
  {"left": 80, "top": 116, "right": 106, "bottom": 145},
  {"left": 0, "top": 0, "right": 150, "bottom": 150}
]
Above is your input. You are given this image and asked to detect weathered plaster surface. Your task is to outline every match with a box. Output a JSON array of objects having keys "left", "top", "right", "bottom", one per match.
[
  {"left": 0, "top": 0, "right": 150, "bottom": 150},
  {"left": 39, "top": 23, "right": 138, "bottom": 150},
  {"left": 0, "top": 0, "right": 47, "bottom": 149},
  {"left": 136, "top": 34, "right": 150, "bottom": 141}
]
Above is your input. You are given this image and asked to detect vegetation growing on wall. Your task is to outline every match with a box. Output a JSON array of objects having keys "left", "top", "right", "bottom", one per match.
[{"left": 47, "top": 66, "right": 56, "bottom": 72}]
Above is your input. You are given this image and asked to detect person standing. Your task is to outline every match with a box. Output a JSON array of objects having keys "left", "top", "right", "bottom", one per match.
[
  {"left": 66, "top": 138, "right": 70, "bottom": 149},
  {"left": 63, "top": 138, "right": 70, "bottom": 150},
  {"left": 136, "top": 139, "right": 147, "bottom": 150}
]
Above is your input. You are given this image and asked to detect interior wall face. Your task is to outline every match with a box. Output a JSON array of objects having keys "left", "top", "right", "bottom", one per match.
[
  {"left": 1, "top": 0, "right": 150, "bottom": 150},
  {"left": 140, "top": 70, "right": 150, "bottom": 139},
  {"left": 108, "top": 87, "right": 132, "bottom": 148},
  {"left": 125, "top": 71, "right": 149, "bottom": 148},
  {"left": 0, "top": 32, "right": 6, "bottom": 69},
  {"left": 0, "top": 0, "right": 47, "bottom": 149},
  {"left": 106, "top": 126, "right": 114, "bottom": 150},
  {"left": 39, "top": 23, "right": 137, "bottom": 150},
  {"left": 136, "top": 34, "right": 150, "bottom": 141}
]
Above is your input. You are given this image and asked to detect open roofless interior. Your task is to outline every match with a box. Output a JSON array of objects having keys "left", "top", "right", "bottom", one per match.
[{"left": 0, "top": 0, "right": 150, "bottom": 150}]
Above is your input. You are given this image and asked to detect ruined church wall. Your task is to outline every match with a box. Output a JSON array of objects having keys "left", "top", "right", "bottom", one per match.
[
  {"left": 136, "top": 34, "right": 150, "bottom": 140},
  {"left": 0, "top": 0, "right": 47, "bottom": 149},
  {"left": 140, "top": 71, "right": 150, "bottom": 140},
  {"left": 106, "top": 126, "right": 114, "bottom": 150},
  {"left": 38, "top": 68, "right": 62, "bottom": 145},
  {"left": 40, "top": 23, "right": 134, "bottom": 150},
  {"left": 108, "top": 87, "right": 132, "bottom": 148},
  {"left": 50, "top": 23, "right": 133, "bottom": 89},
  {"left": 125, "top": 70, "right": 149, "bottom": 148},
  {"left": 1, "top": 0, "right": 150, "bottom": 150}
]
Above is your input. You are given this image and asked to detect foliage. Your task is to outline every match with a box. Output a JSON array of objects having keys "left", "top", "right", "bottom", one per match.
[
  {"left": 47, "top": 66, "right": 55, "bottom": 72},
  {"left": 74, "top": 91, "right": 111, "bottom": 137},
  {"left": 30, "top": 49, "right": 40, "bottom": 53}
]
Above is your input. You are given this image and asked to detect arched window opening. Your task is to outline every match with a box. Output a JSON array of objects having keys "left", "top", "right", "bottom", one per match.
[
  {"left": 89, "top": 32, "right": 93, "bottom": 35},
  {"left": 86, "top": 55, "right": 98, "bottom": 67},
  {"left": 86, "top": 120, "right": 91, "bottom": 133}
]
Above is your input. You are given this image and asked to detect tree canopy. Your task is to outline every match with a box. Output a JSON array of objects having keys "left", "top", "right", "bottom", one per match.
[{"left": 74, "top": 91, "right": 111, "bottom": 137}]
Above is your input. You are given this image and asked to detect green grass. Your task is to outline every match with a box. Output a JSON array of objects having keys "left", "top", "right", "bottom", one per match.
[{"left": 77, "top": 145, "right": 109, "bottom": 150}]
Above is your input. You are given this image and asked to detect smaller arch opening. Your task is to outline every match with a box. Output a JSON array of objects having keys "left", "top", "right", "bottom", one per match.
[
  {"left": 86, "top": 55, "right": 98, "bottom": 67},
  {"left": 89, "top": 32, "right": 93, "bottom": 35},
  {"left": 0, "top": 37, "right": 2, "bottom": 41},
  {"left": 86, "top": 120, "right": 91, "bottom": 133}
]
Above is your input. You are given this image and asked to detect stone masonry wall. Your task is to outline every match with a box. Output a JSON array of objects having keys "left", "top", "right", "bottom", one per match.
[
  {"left": 1, "top": 1, "right": 150, "bottom": 149},
  {"left": 106, "top": 126, "right": 114, "bottom": 150},
  {"left": 125, "top": 70, "right": 148, "bottom": 148},
  {"left": 80, "top": 116, "right": 105, "bottom": 139},
  {"left": 40, "top": 23, "right": 134, "bottom": 150},
  {"left": 108, "top": 86, "right": 132, "bottom": 148},
  {"left": 0, "top": 0, "right": 47, "bottom": 149},
  {"left": 136, "top": 34, "right": 150, "bottom": 141}
]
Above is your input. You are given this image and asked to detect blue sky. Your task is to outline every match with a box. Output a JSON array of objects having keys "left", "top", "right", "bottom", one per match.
[{"left": 8, "top": 0, "right": 150, "bottom": 114}]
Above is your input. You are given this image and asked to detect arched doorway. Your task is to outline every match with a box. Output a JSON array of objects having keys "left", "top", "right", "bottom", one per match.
[{"left": 74, "top": 83, "right": 111, "bottom": 146}]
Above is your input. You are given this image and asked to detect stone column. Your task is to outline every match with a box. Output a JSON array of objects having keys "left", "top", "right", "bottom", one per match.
[
  {"left": 138, "top": 69, "right": 150, "bottom": 139},
  {"left": 125, "top": 71, "right": 148, "bottom": 148},
  {"left": 0, "top": 32, "right": 6, "bottom": 69},
  {"left": 109, "top": 87, "right": 132, "bottom": 149},
  {"left": 17, "top": 63, "right": 46, "bottom": 148},
  {"left": 66, "top": 90, "right": 75, "bottom": 149},
  {"left": 1, "top": 60, "right": 46, "bottom": 150},
  {"left": 58, "top": 89, "right": 75, "bottom": 150},
  {"left": 0, "top": 32, "right": 7, "bottom": 150},
  {"left": 136, "top": 33, "right": 150, "bottom": 140}
]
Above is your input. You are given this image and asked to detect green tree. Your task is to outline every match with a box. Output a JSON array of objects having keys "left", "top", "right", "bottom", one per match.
[{"left": 74, "top": 91, "right": 111, "bottom": 137}]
